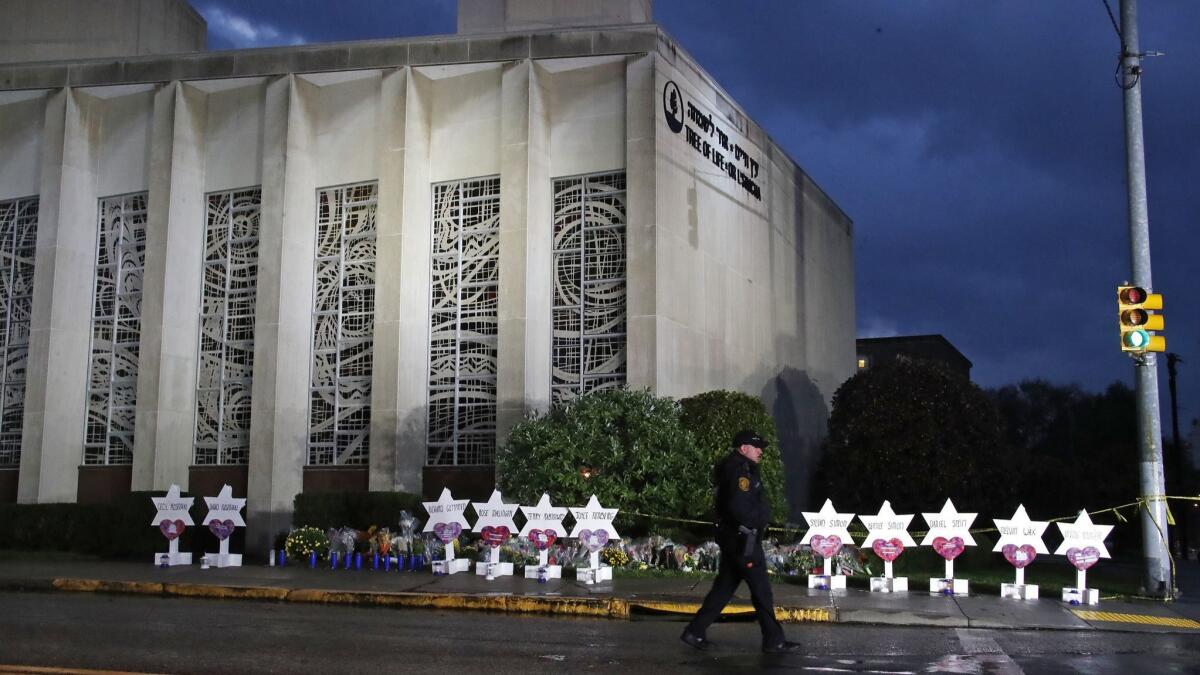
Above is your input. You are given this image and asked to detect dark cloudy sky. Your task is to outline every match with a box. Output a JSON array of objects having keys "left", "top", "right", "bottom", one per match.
[{"left": 194, "top": 1, "right": 1200, "bottom": 443}]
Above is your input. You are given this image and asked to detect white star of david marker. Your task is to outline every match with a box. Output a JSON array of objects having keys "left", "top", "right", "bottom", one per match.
[
  {"left": 858, "top": 501, "right": 916, "bottom": 547},
  {"left": 518, "top": 493, "right": 569, "bottom": 538},
  {"left": 919, "top": 499, "right": 977, "bottom": 546},
  {"left": 568, "top": 494, "right": 619, "bottom": 539},
  {"left": 800, "top": 499, "right": 855, "bottom": 543},
  {"left": 471, "top": 489, "right": 519, "bottom": 533},
  {"left": 150, "top": 484, "right": 194, "bottom": 526},
  {"left": 202, "top": 484, "right": 246, "bottom": 527},
  {"left": 991, "top": 504, "right": 1049, "bottom": 554},
  {"left": 421, "top": 487, "right": 472, "bottom": 533},
  {"left": 1053, "top": 510, "right": 1113, "bottom": 558}
]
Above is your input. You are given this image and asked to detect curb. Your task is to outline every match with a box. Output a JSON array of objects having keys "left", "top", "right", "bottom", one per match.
[{"left": 38, "top": 577, "right": 835, "bottom": 623}]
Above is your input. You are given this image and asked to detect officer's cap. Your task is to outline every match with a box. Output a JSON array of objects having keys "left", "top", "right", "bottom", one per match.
[{"left": 731, "top": 429, "right": 767, "bottom": 449}]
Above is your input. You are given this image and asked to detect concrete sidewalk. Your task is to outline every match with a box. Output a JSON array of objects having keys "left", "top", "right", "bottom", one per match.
[{"left": 2, "top": 558, "right": 1198, "bottom": 634}]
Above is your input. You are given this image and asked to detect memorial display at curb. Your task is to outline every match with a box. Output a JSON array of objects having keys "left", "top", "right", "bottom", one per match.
[
  {"left": 569, "top": 495, "right": 619, "bottom": 584},
  {"left": 992, "top": 504, "right": 1049, "bottom": 600},
  {"left": 201, "top": 484, "right": 246, "bottom": 568},
  {"left": 1055, "top": 510, "right": 1113, "bottom": 605},
  {"left": 859, "top": 501, "right": 916, "bottom": 593},
  {"left": 422, "top": 487, "right": 472, "bottom": 575},
  {"left": 519, "top": 492, "right": 568, "bottom": 580},
  {"left": 801, "top": 499, "right": 854, "bottom": 590},
  {"left": 472, "top": 489, "right": 518, "bottom": 579},
  {"left": 150, "top": 485, "right": 194, "bottom": 566},
  {"left": 921, "top": 499, "right": 977, "bottom": 595}
]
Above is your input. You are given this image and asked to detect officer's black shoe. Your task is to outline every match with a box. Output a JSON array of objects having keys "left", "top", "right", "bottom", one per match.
[
  {"left": 762, "top": 640, "right": 802, "bottom": 654},
  {"left": 680, "top": 630, "right": 714, "bottom": 650}
]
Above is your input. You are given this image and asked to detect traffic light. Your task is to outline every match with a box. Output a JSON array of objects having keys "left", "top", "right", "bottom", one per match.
[{"left": 1117, "top": 285, "right": 1165, "bottom": 353}]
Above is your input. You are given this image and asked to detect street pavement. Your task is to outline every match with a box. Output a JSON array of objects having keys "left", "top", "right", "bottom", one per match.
[
  {"left": 2, "top": 591, "right": 1199, "bottom": 674},
  {"left": 1, "top": 556, "right": 1199, "bottom": 635}
]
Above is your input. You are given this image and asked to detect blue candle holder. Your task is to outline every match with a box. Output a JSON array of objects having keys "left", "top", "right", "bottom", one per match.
[
  {"left": 309, "top": 551, "right": 317, "bottom": 568},
  {"left": 330, "top": 551, "right": 339, "bottom": 569},
  {"left": 383, "top": 555, "right": 390, "bottom": 572},
  {"left": 343, "top": 552, "right": 352, "bottom": 570},
  {"left": 354, "top": 553, "right": 362, "bottom": 570},
  {"left": 277, "top": 550, "right": 286, "bottom": 567}
]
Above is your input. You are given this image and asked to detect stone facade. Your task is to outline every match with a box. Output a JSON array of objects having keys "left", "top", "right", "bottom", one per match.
[{"left": 0, "top": 19, "right": 854, "bottom": 547}]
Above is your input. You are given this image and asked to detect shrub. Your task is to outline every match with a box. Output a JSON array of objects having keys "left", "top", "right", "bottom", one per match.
[
  {"left": 284, "top": 526, "right": 329, "bottom": 561},
  {"left": 292, "top": 491, "right": 423, "bottom": 530},
  {"left": 678, "top": 390, "right": 787, "bottom": 519},
  {"left": 0, "top": 490, "right": 204, "bottom": 559},
  {"left": 497, "top": 388, "right": 702, "bottom": 527}
]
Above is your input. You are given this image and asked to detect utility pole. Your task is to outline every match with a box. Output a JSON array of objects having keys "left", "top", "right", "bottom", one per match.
[{"left": 1119, "top": 0, "right": 1172, "bottom": 598}]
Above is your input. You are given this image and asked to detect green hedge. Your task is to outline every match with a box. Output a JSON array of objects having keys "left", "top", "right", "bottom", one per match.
[
  {"left": 0, "top": 491, "right": 203, "bottom": 559},
  {"left": 291, "top": 490, "right": 423, "bottom": 530}
]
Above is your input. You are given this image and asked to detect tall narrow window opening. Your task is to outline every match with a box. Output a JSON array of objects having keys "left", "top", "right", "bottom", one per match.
[
  {"left": 551, "top": 171, "right": 627, "bottom": 404},
  {"left": 194, "top": 188, "right": 260, "bottom": 466},
  {"left": 308, "top": 182, "right": 377, "bottom": 466},
  {"left": 427, "top": 176, "right": 500, "bottom": 466},
  {"left": 0, "top": 196, "right": 38, "bottom": 467}
]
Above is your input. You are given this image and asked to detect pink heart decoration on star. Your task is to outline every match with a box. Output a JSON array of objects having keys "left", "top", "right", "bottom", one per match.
[
  {"left": 159, "top": 519, "right": 186, "bottom": 541},
  {"left": 809, "top": 534, "right": 843, "bottom": 559},
  {"left": 932, "top": 536, "right": 965, "bottom": 561},
  {"left": 1002, "top": 544, "right": 1037, "bottom": 569},
  {"left": 1066, "top": 546, "right": 1100, "bottom": 571},
  {"left": 579, "top": 529, "right": 609, "bottom": 553},
  {"left": 433, "top": 522, "right": 462, "bottom": 544},
  {"left": 871, "top": 538, "right": 904, "bottom": 562},
  {"left": 480, "top": 525, "right": 510, "bottom": 548},
  {"left": 208, "top": 519, "right": 235, "bottom": 541},
  {"left": 529, "top": 528, "right": 558, "bottom": 551}
]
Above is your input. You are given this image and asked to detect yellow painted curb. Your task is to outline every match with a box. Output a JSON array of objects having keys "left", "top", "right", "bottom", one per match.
[
  {"left": 284, "top": 589, "right": 628, "bottom": 619},
  {"left": 628, "top": 599, "right": 833, "bottom": 623},
  {"left": 1072, "top": 609, "right": 1200, "bottom": 630},
  {"left": 52, "top": 579, "right": 164, "bottom": 595},
  {"left": 163, "top": 583, "right": 289, "bottom": 601},
  {"left": 43, "top": 579, "right": 832, "bottom": 623}
]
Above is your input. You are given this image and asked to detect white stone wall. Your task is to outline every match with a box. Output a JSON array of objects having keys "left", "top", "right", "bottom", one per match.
[{"left": 0, "top": 51, "right": 853, "bottom": 523}]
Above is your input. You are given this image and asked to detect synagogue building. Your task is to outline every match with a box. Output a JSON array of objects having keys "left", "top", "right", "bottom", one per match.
[{"left": 0, "top": 0, "right": 854, "bottom": 552}]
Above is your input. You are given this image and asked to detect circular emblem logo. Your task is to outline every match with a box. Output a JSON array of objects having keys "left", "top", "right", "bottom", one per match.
[
  {"left": 738, "top": 477, "right": 750, "bottom": 492},
  {"left": 663, "top": 80, "right": 684, "bottom": 134}
]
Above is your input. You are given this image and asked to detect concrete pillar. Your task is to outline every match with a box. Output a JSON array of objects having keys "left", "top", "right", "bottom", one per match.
[
  {"left": 134, "top": 81, "right": 205, "bottom": 492},
  {"left": 393, "top": 68, "right": 433, "bottom": 494},
  {"left": 22, "top": 88, "right": 102, "bottom": 502},
  {"left": 246, "top": 74, "right": 317, "bottom": 552},
  {"left": 495, "top": 59, "right": 535, "bottom": 455},
  {"left": 368, "top": 68, "right": 407, "bottom": 491},
  {"left": 17, "top": 88, "right": 66, "bottom": 503},
  {"left": 625, "top": 54, "right": 656, "bottom": 390}
]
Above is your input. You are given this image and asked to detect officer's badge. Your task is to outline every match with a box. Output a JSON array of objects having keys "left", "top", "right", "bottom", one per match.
[{"left": 738, "top": 477, "right": 750, "bottom": 492}]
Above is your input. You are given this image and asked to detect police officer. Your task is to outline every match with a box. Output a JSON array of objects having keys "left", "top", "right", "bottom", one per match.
[{"left": 680, "top": 429, "right": 801, "bottom": 654}]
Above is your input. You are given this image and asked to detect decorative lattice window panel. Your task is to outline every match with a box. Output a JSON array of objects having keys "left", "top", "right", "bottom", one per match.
[
  {"left": 84, "top": 193, "right": 148, "bottom": 465},
  {"left": 551, "top": 171, "right": 627, "bottom": 404},
  {"left": 0, "top": 196, "right": 38, "bottom": 467},
  {"left": 194, "top": 188, "right": 260, "bottom": 466},
  {"left": 427, "top": 176, "right": 500, "bottom": 466},
  {"left": 308, "top": 182, "right": 377, "bottom": 466}
]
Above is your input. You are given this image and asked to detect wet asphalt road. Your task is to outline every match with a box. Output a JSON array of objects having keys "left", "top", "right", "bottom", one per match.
[{"left": 0, "top": 591, "right": 1197, "bottom": 673}]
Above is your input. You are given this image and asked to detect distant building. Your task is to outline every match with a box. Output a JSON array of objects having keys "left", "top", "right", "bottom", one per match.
[
  {"left": 0, "top": 0, "right": 855, "bottom": 549},
  {"left": 856, "top": 335, "right": 971, "bottom": 380}
]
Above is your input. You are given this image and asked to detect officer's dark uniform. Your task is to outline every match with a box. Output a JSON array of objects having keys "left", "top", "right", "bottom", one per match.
[{"left": 682, "top": 430, "right": 797, "bottom": 653}]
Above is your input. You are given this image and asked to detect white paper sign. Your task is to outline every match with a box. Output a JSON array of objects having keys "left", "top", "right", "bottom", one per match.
[
  {"left": 992, "top": 504, "right": 1049, "bottom": 554},
  {"left": 518, "top": 493, "right": 568, "bottom": 539},
  {"left": 471, "top": 489, "right": 519, "bottom": 533},
  {"left": 150, "top": 484, "right": 195, "bottom": 527},
  {"left": 801, "top": 499, "right": 854, "bottom": 554},
  {"left": 859, "top": 500, "right": 917, "bottom": 548},
  {"left": 421, "top": 487, "right": 472, "bottom": 537},
  {"left": 202, "top": 484, "right": 246, "bottom": 528},
  {"left": 568, "top": 494, "right": 619, "bottom": 539},
  {"left": 1054, "top": 510, "right": 1113, "bottom": 559},
  {"left": 919, "top": 499, "right": 977, "bottom": 546}
]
